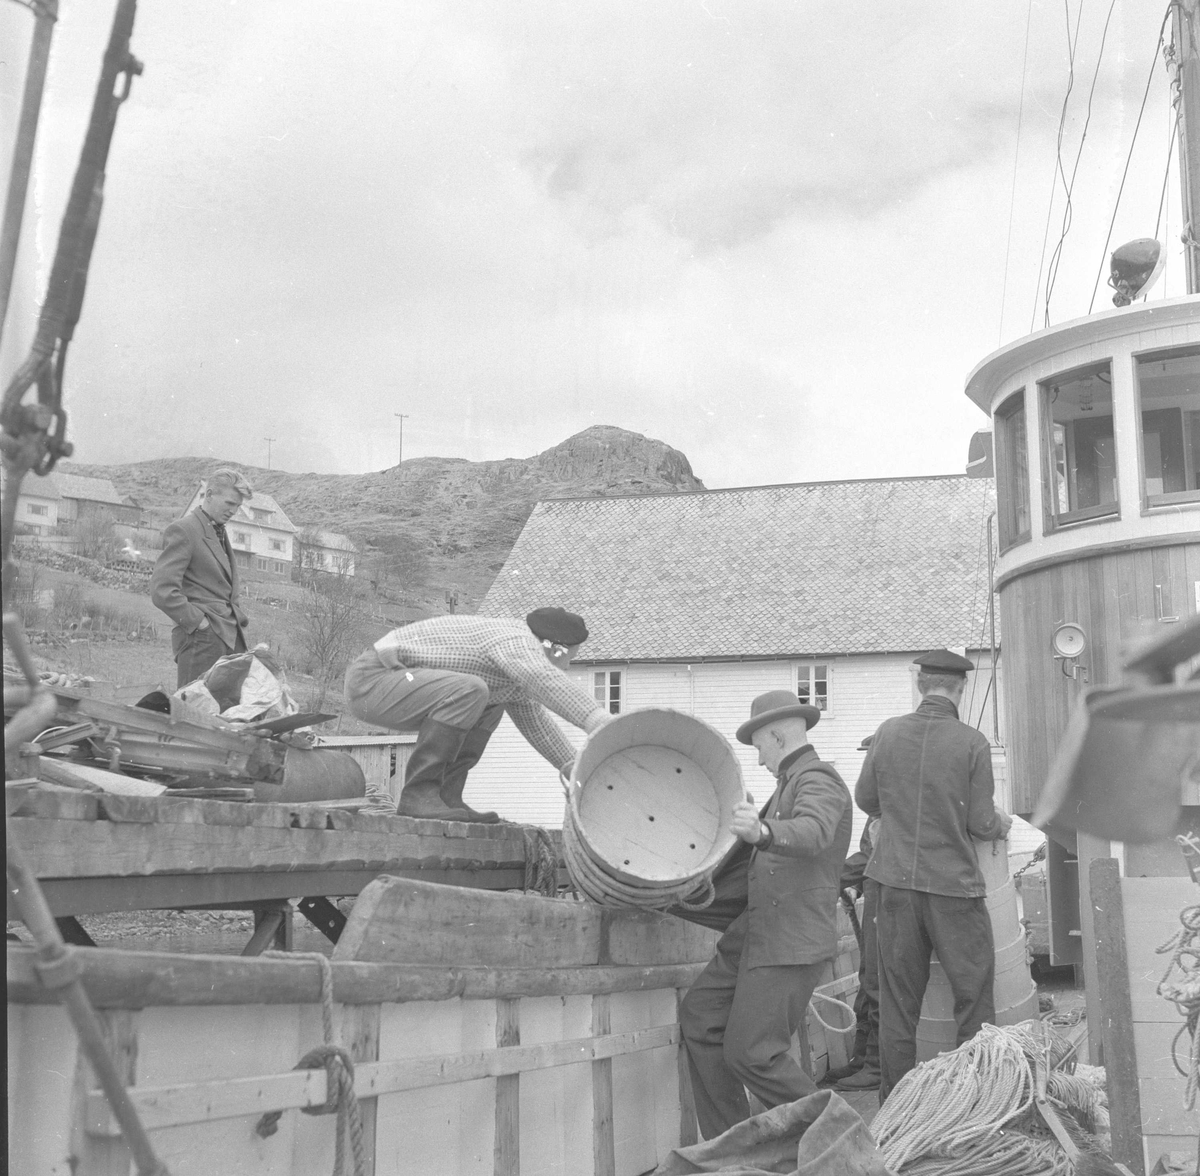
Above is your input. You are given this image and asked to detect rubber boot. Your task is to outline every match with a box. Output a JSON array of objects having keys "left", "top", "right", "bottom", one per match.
[
  {"left": 819, "top": 1058, "right": 863, "bottom": 1086},
  {"left": 398, "top": 719, "right": 474, "bottom": 820},
  {"left": 834, "top": 1029, "right": 880, "bottom": 1092},
  {"left": 439, "top": 706, "right": 505, "bottom": 823}
]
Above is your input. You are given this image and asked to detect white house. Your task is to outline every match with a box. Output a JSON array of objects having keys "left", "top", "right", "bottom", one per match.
[
  {"left": 295, "top": 529, "right": 358, "bottom": 577},
  {"left": 466, "top": 474, "right": 1038, "bottom": 853},
  {"left": 4, "top": 469, "right": 135, "bottom": 541},
  {"left": 183, "top": 483, "right": 298, "bottom": 582}
]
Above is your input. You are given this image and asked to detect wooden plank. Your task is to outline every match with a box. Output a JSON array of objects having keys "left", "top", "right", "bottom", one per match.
[
  {"left": 71, "top": 1010, "right": 137, "bottom": 1175},
  {"left": 592, "top": 994, "right": 615, "bottom": 1176},
  {"left": 1120, "top": 876, "right": 1200, "bottom": 1021},
  {"left": 86, "top": 1025, "right": 682, "bottom": 1134},
  {"left": 494, "top": 999, "right": 520, "bottom": 1176},
  {"left": 1138, "top": 1077, "right": 1200, "bottom": 1135},
  {"left": 338, "top": 1002, "right": 380, "bottom": 1176},
  {"left": 8, "top": 944, "right": 707, "bottom": 1007},
  {"left": 1092, "top": 858, "right": 1145, "bottom": 1175},
  {"left": 332, "top": 876, "right": 603, "bottom": 967},
  {"left": 675, "top": 987, "right": 698, "bottom": 1149},
  {"left": 600, "top": 909, "right": 720, "bottom": 966}
]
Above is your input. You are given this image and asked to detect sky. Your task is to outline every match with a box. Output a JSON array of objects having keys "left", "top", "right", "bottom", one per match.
[{"left": 0, "top": 0, "right": 1190, "bottom": 487}]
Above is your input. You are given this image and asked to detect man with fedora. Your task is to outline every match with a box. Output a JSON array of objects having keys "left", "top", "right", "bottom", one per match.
[
  {"left": 855, "top": 649, "right": 1012, "bottom": 1102},
  {"left": 151, "top": 468, "right": 254, "bottom": 688},
  {"left": 679, "top": 690, "right": 852, "bottom": 1140},
  {"left": 343, "top": 608, "right": 612, "bottom": 822}
]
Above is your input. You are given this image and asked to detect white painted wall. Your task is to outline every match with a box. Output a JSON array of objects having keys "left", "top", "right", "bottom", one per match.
[{"left": 461, "top": 651, "right": 1041, "bottom": 855}]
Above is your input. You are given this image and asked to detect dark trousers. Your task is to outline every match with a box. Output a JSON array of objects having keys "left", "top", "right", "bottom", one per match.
[
  {"left": 851, "top": 878, "right": 880, "bottom": 1070},
  {"left": 172, "top": 624, "right": 244, "bottom": 689},
  {"left": 875, "top": 884, "right": 995, "bottom": 1101},
  {"left": 679, "top": 912, "right": 823, "bottom": 1140}
]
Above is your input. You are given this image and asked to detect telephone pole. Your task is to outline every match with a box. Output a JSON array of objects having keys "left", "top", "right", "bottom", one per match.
[
  {"left": 264, "top": 437, "right": 275, "bottom": 470},
  {"left": 1174, "top": 0, "right": 1200, "bottom": 292},
  {"left": 394, "top": 413, "right": 409, "bottom": 468}
]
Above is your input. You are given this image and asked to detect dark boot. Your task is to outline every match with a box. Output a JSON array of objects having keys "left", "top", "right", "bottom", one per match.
[
  {"left": 399, "top": 720, "right": 473, "bottom": 820},
  {"left": 834, "top": 1065, "right": 880, "bottom": 1092},
  {"left": 439, "top": 705, "right": 505, "bottom": 823},
  {"left": 819, "top": 1058, "right": 864, "bottom": 1086}
]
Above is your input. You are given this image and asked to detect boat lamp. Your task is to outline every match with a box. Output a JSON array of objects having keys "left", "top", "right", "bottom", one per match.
[{"left": 1051, "top": 622, "right": 1088, "bottom": 681}]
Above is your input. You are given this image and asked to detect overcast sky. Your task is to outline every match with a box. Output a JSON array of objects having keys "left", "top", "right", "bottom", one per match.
[{"left": 0, "top": 0, "right": 1187, "bottom": 487}]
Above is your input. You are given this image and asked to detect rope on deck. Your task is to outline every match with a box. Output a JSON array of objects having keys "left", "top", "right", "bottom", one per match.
[
  {"left": 1156, "top": 848, "right": 1200, "bottom": 1112},
  {"left": 255, "top": 952, "right": 367, "bottom": 1176}
]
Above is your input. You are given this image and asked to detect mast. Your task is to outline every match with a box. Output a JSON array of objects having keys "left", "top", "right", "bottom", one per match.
[{"left": 1176, "top": 0, "right": 1200, "bottom": 293}]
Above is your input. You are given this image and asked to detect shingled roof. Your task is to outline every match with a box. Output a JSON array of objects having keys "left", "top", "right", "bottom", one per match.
[{"left": 481, "top": 475, "right": 997, "bottom": 660}]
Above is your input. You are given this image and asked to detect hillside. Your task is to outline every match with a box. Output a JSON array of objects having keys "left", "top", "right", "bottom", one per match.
[{"left": 64, "top": 426, "right": 705, "bottom": 609}]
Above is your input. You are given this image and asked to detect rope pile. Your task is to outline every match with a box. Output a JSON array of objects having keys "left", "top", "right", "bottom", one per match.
[
  {"left": 1156, "top": 853, "right": 1200, "bottom": 1111},
  {"left": 255, "top": 952, "right": 367, "bottom": 1176},
  {"left": 870, "top": 1021, "right": 1112, "bottom": 1175},
  {"left": 519, "top": 825, "right": 559, "bottom": 897}
]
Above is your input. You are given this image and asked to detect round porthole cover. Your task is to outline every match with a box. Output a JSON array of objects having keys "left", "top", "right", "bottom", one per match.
[{"left": 1051, "top": 622, "right": 1087, "bottom": 659}]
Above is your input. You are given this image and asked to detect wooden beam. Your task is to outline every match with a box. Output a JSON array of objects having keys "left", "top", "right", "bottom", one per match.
[
  {"left": 1090, "top": 858, "right": 1145, "bottom": 1175},
  {"left": 71, "top": 1010, "right": 137, "bottom": 1176},
  {"left": 338, "top": 1002, "right": 380, "bottom": 1176},
  {"left": 591, "top": 995, "right": 615, "bottom": 1176},
  {"left": 676, "top": 987, "right": 698, "bottom": 1148},
  {"left": 8, "top": 945, "right": 707, "bottom": 1008},
  {"left": 494, "top": 999, "right": 520, "bottom": 1176},
  {"left": 86, "top": 1025, "right": 682, "bottom": 1135}
]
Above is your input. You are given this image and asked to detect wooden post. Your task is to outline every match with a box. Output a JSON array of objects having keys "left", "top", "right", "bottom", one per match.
[
  {"left": 337, "top": 1003, "right": 380, "bottom": 1176},
  {"left": 592, "top": 994, "right": 616, "bottom": 1176},
  {"left": 70, "top": 1010, "right": 137, "bottom": 1176},
  {"left": 1090, "top": 858, "right": 1144, "bottom": 1175},
  {"left": 494, "top": 998, "right": 520, "bottom": 1176},
  {"left": 675, "top": 988, "right": 698, "bottom": 1148}
]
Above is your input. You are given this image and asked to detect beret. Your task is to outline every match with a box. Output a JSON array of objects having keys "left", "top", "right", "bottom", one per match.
[
  {"left": 913, "top": 649, "right": 974, "bottom": 675},
  {"left": 736, "top": 690, "right": 821, "bottom": 744},
  {"left": 526, "top": 607, "right": 589, "bottom": 645}
]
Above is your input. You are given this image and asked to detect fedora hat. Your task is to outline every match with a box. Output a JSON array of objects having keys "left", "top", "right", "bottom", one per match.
[{"left": 736, "top": 690, "right": 821, "bottom": 744}]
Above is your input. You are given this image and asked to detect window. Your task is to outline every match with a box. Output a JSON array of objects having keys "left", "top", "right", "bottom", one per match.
[
  {"left": 27, "top": 503, "right": 48, "bottom": 517},
  {"left": 1136, "top": 347, "right": 1200, "bottom": 507},
  {"left": 797, "top": 663, "right": 829, "bottom": 711},
  {"left": 272, "top": 560, "right": 288, "bottom": 574},
  {"left": 593, "top": 670, "right": 622, "bottom": 714},
  {"left": 251, "top": 508, "right": 271, "bottom": 522},
  {"left": 233, "top": 531, "right": 250, "bottom": 547},
  {"left": 994, "top": 391, "right": 1031, "bottom": 548},
  {"left": 269, "top": 538, "right": 285, "bottom": 552},
  {"left": 1040, "top": 362, "right": 1119, "bottom": 527},
  {"left": 255, "top": 557, "right": 268, "bottom": 570}
]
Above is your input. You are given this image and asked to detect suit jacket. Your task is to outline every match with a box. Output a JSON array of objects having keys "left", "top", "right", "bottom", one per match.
[
  {"left": 150, "top": 509, "right": 248, "bottom": 651},
  {"left": 744, "top": 745, "right": 853, "bottom": 967}
]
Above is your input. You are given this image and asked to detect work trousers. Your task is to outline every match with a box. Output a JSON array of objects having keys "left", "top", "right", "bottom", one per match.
[
  {"left": 875, "top": 884, "right": 995, "bottom": 1101},
  {"left": 344, "top": 649, "right": 492, "bottom": 732},
  {"left": 172, "top": 623, "right": 245, "bottom": 689},
  {"left": 679, "top": 912, "right": 823, "bottom": 1140},
  {"left": 851, "top": 877, "right": 880, "bottom": 1070}
]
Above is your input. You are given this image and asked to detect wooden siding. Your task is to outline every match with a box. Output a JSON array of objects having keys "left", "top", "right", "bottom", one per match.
[{"left": 998, "top": 539, "right": 1200, "bottom": 815}]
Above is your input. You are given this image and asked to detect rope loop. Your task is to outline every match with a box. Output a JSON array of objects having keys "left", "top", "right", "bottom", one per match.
[
  {"left": 295, "top": 1044, "right": 357, "bottom": 1116},
  {"left": 674, "top": 873, "right": 716, "bottom": 911}
]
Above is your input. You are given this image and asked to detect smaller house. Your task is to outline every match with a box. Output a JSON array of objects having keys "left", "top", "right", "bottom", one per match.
[
  {"left": 182, "top": 483, "right": 298, "bottom": 582},
  {"left": 52, "top": 473, "right": 139, "bottom": 526},
  {"left": 294, "top": 529, "right": 358, "bottom": 578}
]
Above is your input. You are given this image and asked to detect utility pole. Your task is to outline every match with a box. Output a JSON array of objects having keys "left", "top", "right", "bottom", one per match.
[
  {"left": 264, "top": 437, "right": 275, "bottom": 470},
  {"left": 394, "top": 413, "right": 409, "bottom": 469},
  {"left": 1174, "top": 0, "right": 1200, "bottom": 293}
]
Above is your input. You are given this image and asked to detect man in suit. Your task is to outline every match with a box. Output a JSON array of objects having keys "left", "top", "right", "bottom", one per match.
[
  {"left": 151, "top": 469, "right": 253, "bottom": 688},
  {"left": 679, "top": 690, "right": 853, "bottom": 1140}
]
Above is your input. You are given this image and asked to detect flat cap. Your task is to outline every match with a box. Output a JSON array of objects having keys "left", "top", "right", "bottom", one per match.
[
  {"left": 913, "top": 649, "right": 974, "bottom": 675},
  {"left": 736, "top": 690, "right": 820, "bottom": 744},
  {"left": 526, "top": 607, "right": 589, "bottom": 646}
]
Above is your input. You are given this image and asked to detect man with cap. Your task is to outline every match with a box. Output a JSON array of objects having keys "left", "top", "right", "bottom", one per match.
[
  {"left": 854, "top": 649, "right": 1012, "bottom": 1102},
  {"left": 679, "top": 691, "right": 852, "bottom": 1140},
  {"left": 343, "top": 608, "right": 612, "bottom": 822},
  {"left": 151, "top": 468, "right": 254, "bottom": 688}
]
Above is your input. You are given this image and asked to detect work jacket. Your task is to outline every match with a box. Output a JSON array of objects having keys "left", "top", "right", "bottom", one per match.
[
  {"left": 855, "top": 694, "right": 1004, "bottom": 898},
  {"left": 745, "top": 745, "right": 853, "bottom": 968}
]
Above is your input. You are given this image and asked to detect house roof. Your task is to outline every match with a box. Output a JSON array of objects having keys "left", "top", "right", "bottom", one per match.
[
  {"left": 184, "top": 485, "right": 297, "bottom": 532},
  {"left": 48, "top": 473, "right": 125, "bottom": 506},
  {"left": 303, "top": 530, "right": 357, "bottom": 553},
  {"left": 480, "top": 475, "right": 997, "bottom": 660}
]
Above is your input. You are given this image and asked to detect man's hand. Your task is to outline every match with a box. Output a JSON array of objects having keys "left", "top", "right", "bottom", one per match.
[
  {"left": 731, "top": 800, "right": 765, "bottom": 845},
  {"left": 196, "top": 616, "right": 210, "bottom": 631},
  {"left": 996, "top": 810, "right": 1014, "bottom": 839}
]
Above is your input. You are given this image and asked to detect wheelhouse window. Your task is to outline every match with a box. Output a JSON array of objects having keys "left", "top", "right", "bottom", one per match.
[
  {"left": 797, "top": 663, "right": 829, "bottom": 711},
  {"left": 1136, "top": 347, "right": 1200, "bottom": 507},
  {"left": 593, "top": 670, "right": 622, "bottom": 714},
  {"left": 994, "top": 391, "right": 1030, "bottom": 549},
  {"left": 1039, "top": 362, "right": 1118, "bottom": 527}
]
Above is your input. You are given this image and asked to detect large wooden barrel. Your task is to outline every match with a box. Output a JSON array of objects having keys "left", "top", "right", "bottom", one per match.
[
  {"left": 564, "top": 708, "right": 743, "bottom": 905},
  {"left": 915, "top": 838, "right": 1038, "bottom": 1062}
]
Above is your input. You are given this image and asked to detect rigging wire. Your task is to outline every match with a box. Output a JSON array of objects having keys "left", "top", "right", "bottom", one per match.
[
  {"left": 1087, "top": 1, "right": 1179, "bottom": 312},
  {"left": 1031, "top": 0, "right": 1085, "bottom": 334},
  {"left": 998, "top": 0, "right": 1036, "bottom": 346},
  {"left": 1043, "top": 0, "right": 1122, "bottom": 326}
]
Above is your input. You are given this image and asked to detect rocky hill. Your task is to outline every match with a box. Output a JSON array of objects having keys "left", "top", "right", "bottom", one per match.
[{"left": 64, "top": 426, "right": 705, "bottom": 610}]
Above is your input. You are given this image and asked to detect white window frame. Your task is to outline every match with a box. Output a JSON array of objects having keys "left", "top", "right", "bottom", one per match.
[
  {"left": 27, "top": 503, "right": 49, "bottom": 517},
  {"left": 795, "top": 662, "right": 831, "bottom": 715},
  {"left": 592, "top": 668, "right": 623, "bottom": 714},
  {"left": 269, "top": 538, "right": 285, "bottom": 552}
]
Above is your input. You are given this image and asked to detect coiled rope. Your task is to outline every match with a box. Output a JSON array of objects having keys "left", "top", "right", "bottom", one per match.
[
  {"left": 1156, "top": 843, "right": 1200, "bottom": 1111},
  {"left": 870, "top": 1021, "right": 1113, "bottom": 1175},
  {"left": 254, "top": 952, "right": 367, "bottom": 1176}
]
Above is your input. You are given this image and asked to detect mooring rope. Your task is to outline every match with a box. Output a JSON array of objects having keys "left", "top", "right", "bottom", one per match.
[
  {"left": 1155, "top": 864, "right": 1200, "bottom": 1111},
  {"left": 518, "top": 825, "right": 559, "bottom": 896},
  {"left": 254, "top": 952, "right": 367, "bottom": 1176}
]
